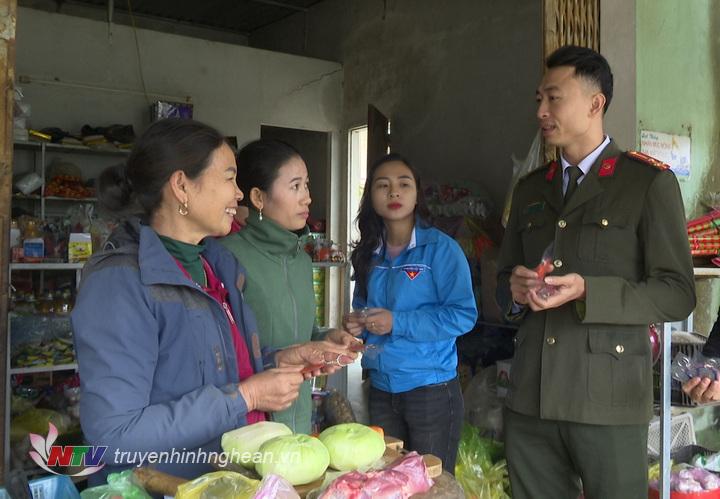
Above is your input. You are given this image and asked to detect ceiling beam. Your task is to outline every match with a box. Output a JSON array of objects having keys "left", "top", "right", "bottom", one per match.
[{"left": 247, "top": 0, "right": 308, "bottom": 13}]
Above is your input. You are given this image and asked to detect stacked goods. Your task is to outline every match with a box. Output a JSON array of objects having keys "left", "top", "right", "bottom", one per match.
[
  {"left": 313, "top": 267, "right": 325, "bottom": 326},
  {"left": 687, "top": 210, "right": 720, "bottom": 258}
]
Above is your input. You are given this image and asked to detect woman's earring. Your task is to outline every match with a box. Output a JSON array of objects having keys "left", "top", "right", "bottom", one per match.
[
  {"left": 178, "top": 200, "right": 189, "bottom": 216},
  {"left": 259, "top": 208, "right": 263, "bottom": 221}
]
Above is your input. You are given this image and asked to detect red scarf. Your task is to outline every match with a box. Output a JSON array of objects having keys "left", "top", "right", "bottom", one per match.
[{"left": 174, "top": 257, "right": 265, "bottom": 424}]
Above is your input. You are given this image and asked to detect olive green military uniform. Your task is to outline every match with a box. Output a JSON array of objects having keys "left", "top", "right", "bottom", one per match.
[{"left": 496, "top": 140, "right": 696, "bottom": 499}]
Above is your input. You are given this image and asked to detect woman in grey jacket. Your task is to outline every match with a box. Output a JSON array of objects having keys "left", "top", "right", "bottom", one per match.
[{"left": 72, "top": 119, "right": 354, "bottom": 482}]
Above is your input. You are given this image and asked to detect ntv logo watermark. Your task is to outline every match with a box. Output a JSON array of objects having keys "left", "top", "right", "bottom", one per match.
[{"left": 28, "top": 423, "right": 106, "bottom": 477}]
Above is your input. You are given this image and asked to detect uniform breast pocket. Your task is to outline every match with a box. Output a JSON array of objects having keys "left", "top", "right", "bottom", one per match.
[
  {"left": 517, "top": 214, "right": 554, "bottom": 263},
  {"left": 578, "top": 212, "right": 637, "bottom": 262},
  {"left": 587, "top": 328, "right": 650, "bottom": 407}
]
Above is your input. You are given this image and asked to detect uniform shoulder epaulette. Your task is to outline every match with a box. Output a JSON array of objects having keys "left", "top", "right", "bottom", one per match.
[
  {"left": 519, "top": 160, "right": 558, "bottom": 183},
  {"left": 626, "top": 150, "right": 670, "bottom": 170}
]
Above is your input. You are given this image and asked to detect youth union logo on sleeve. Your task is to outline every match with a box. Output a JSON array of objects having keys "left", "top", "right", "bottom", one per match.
[{"left": 28, "top": 422, "right": 106, "bottom": 476}]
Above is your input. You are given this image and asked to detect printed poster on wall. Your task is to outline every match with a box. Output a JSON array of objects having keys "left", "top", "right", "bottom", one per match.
[{"left": 640, "top": 130, "right": 691, "bottom": 179}]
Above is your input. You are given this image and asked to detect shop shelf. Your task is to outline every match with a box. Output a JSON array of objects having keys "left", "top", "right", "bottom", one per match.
[
  {"left": 9, "top": 363, "right": 78, "bottom": 375},
  {"left": 10, "top": 262, "right": 84, "bottom": 271}
]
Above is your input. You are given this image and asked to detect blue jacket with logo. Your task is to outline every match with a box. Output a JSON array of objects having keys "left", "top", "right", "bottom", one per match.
[
  {"left": 71, "top": 220, "right": 272, "bottom": 481},
  {"left": 353, "top": 224, "right": 478, "bottom": 393}
]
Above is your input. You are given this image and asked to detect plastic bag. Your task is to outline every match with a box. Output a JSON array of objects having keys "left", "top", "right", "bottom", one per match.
[
  {"left": 80, "top": 470, "right": 151, "bottom": 499},
  {"left": 455, "top": 424, "right": 510, "bottom": 499},
  {"left": 175, "top": 471, "right": 259, "bottom": 499},
  {"left": 10, "top": 408, "right": 71, "bottom": 443},
  {"left": 502, "top": 130, "right": 543, "bottom": 227},
  {"left": 671, "top": 351, "right": 720, "bottom": 383},
  {"left": 254, "top": 474, "right": 300, "bottom": 499},
  {"left": 29, "top": 475, "right": 80, "bottom": 499},
  {"left": 463, "top": 367, "right": 504, "bottom": 439}
]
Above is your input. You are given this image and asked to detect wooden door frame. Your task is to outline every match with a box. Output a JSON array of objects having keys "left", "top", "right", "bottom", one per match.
[{"left": 0, "top": 0, "right": 17, "bottom": 484}]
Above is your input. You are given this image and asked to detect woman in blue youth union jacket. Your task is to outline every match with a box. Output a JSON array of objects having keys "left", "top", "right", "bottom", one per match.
[{"left": 343, "top": 153, "right": 477, "bottom": 473}]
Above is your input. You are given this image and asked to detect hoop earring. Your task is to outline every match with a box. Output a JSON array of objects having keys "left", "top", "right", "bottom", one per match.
[
  {"left": 259, "top": 209, "right": 263, "bottom": 221},
  {"left": 178, "top": 200, "right": 189, "bottom": 216}
]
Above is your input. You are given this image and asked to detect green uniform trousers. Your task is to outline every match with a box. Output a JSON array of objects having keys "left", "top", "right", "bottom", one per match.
[{"left": 504, "top": 408, "right": 648, "bottom": 499}]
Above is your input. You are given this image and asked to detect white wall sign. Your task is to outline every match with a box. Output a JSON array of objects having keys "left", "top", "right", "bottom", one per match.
[{"left": 640, "top": 130, "right": 691, "bottom": 178}]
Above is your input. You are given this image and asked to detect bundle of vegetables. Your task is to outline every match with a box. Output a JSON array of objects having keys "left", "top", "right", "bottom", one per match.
[
  {"left": 454, "top": 424, "right": 510, "bottom": 499},
  {"left": 649, "top": 467, "right": 720, "bottom": 494}
]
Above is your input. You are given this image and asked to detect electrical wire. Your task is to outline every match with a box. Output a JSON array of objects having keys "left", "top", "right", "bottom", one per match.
[{"left": 126, "top": 0, "right": 151, "bottom": 105}]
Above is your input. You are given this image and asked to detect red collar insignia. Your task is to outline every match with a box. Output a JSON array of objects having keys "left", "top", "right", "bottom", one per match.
[
  {"left": 545, "top": 161, "right": 559, "bottom": 181},
  {"left": 598, "top": 156, "right": 618, "bottom": 177}
]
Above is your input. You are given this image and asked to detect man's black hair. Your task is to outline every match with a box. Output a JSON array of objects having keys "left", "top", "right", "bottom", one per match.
[{"left": 546, "top": 45, "right": 614, "bottom": 114}]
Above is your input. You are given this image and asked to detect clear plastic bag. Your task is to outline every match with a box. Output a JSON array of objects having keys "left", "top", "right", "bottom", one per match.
[
  {"left": 671, "top": 351, "right": 720, "bottom": 383},
  {"left": 463, "top": 366, "right": 504, "bottom": 439},
  {"left": 80, "top": 470, "right": 151, "bottom": 499},
  {"left": 502, "top": 130, "right": 543, "bottom": 227},
  {"left": 174, "top": 471, "right": 259, "bottom": 499},
  {"left": 254, "top": 474, "right": 300, "bottom": 499},
  {"left": 455, "top": 424, "right": 510, "bottom": 499}
]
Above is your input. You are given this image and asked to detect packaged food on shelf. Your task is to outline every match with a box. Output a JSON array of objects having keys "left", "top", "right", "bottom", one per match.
[
  {"left": 10, "top": 314, "right": 74, "bottom": 368},
  {"left": 68, "top": 233, "right": 92, "bottom": 262}
]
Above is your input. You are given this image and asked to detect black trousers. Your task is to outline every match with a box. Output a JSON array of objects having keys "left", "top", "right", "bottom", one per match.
[{"left": 369, "top": 377, "right": 464, "bottom": 473}]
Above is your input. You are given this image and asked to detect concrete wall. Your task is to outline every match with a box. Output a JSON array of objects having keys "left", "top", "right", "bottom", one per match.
[
  {"left": 636, "top": 0, "right": 720, "bottom": 332},
  {"left": 15, "top": 7, "right": 342, "bottom": 153},
  {"left": 252, "top": 0, "right": 543, "bottom": 212},
  {"left": 14, "top": 6, "right": 347, "bottom": 330}
]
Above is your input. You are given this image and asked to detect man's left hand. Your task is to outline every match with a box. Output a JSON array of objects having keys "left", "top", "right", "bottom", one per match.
[{"left": 526, "top": 273, "right": 586, "bottom": 311}]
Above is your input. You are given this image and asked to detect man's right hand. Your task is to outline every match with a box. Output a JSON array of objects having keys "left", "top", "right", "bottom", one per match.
[
  {"left": 510, "top": 265, "right": 545, "bottom": 304},
  {"left": 238, "top": 366, "right": 304, "bottom": 412}
]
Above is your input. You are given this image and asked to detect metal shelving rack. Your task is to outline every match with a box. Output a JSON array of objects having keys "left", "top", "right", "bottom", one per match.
[
  {"left": 3, "top": 140, "right": 120, "bottom": 476},
  {"left": 12, "top": 140, "right": 129, "bottom": 220},
  {"left": 659, "top": 267, "right": 720, "bottom": 498}
]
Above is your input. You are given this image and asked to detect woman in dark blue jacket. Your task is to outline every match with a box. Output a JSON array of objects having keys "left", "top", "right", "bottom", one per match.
[
  {"left": 72, "top": 119, "right": 354, "bottom": 481},
  {"left": 343, "top": 153, "right": 477, "bottom": 473}
]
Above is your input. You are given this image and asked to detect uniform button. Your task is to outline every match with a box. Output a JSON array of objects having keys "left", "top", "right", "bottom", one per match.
[
  {"left": 601, "top": 218, "right": 609, "bottom": 227},
  {"left": 558, "top": 220, "right": 567, "bottom": 228},
  {"left": 553, "top": 259, "right": 563, "bottom": 268},
  {"left": 616, "top": 344, "right": 624, "bottom": 354},
  {"left": 546, "top": 337, "right": 556, "bottom": 345}
]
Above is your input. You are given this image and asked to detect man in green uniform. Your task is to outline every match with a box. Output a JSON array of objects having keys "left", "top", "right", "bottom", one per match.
[{"left": 496, "top": 45, "right": 696, "bottom": 498}]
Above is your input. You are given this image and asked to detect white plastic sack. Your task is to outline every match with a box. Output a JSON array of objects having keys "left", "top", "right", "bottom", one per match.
[{"left": 502, "top": 130, "right": 542, "bottom": 227}]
